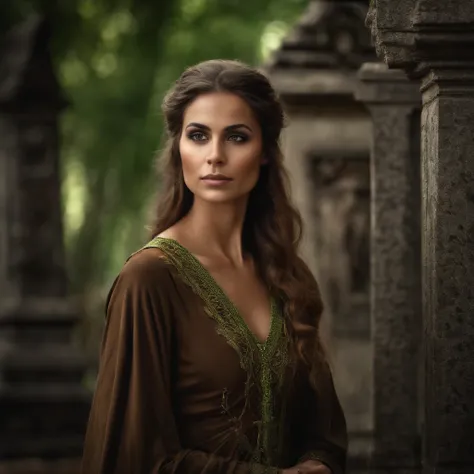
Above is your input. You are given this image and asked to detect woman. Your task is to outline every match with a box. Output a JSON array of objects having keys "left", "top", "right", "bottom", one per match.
[{"left": 81, "top": 59, "right": 347, "bottom": 474}]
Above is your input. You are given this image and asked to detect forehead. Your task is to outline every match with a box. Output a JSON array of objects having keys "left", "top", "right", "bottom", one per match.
[{"left": 183, "top": 92, "right": 258, "bottom": 127}]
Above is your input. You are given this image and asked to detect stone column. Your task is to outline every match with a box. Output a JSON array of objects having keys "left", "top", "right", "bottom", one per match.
[
  {"left": 367, "top": 2, "right": 474, "bottom": 473},
  {"left": 0, "top": 16, "right": 89, "bottom": 465},
  {"left": 355, "top": 62, "right": 422, "bottom": 472},
  {"left": 266, "top": 2, "right": 377, "bottom": 466},
  {"left": 418, "top": 68, "right": 474, "bottom": 474}
]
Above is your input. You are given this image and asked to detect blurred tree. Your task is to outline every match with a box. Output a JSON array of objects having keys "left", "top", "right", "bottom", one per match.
[{"left": 1, "top": 0, "right": 307, "bottom": 363}]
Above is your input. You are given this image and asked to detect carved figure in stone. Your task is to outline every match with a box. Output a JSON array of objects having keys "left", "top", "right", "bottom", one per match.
[{"left": 310, "top": 157, "right": 370, "bottom": 331}]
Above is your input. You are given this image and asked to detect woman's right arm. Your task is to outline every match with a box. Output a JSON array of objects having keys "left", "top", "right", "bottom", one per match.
[{"left": 81, "top": 249, "right": 280, "bottom": 474}]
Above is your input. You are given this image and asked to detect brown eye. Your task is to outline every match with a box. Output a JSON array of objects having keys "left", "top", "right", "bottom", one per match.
[
  {"left": 228, "top": 134, "right": 248, "bottom": 143},
  {"left": 188, "top": 132, "right": 207, "bottom": 142}
]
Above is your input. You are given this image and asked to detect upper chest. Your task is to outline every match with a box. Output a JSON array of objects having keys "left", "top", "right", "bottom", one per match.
[
  {"left": 146, "top": 238, "right": 289, "bottom": 393},
  {"left": 165, "top": 259, "right": 283, "bottom": 390},
  {"left": 201, "top": 260, "right": 271, "bottom": 332}
]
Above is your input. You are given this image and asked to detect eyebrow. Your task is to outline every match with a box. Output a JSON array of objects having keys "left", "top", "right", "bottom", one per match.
[{"left": 185, "top": 122, "right": 253, "bottom": 133}]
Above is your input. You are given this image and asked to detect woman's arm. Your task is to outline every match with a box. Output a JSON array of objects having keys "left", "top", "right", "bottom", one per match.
[{"left": 81, "top": 249, "right": 280, "bottom": 474}]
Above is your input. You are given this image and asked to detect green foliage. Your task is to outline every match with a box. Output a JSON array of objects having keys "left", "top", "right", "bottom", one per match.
[{"left": 2, "top": 0, "right": 307, "bottom": 358}]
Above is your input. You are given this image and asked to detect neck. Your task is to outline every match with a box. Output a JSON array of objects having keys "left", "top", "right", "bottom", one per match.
[{"left": 178, "top": 197, "right": 249, "bottom": 265}]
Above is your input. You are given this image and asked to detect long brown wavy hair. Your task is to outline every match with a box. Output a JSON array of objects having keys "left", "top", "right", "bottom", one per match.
[{"left": 151, "top": 59, "right": 328, "bottom": 388}]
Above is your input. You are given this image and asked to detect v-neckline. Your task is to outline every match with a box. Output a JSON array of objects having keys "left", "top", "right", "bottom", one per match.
[
  {"left": 155, "top": 237, "right": 276, "bottom": 347},
  {"left": 136, "top": 236, "right": 291, "bottom": 467}
]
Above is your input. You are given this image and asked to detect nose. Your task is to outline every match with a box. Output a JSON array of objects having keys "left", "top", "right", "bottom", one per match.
[{"left": 206, "top": 139, "right": 226, "bottom": 167}]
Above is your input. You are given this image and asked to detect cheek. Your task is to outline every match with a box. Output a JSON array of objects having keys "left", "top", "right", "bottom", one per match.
[
  {"left": 235, "top": 150, "right": 263, "bottom": 182},
  {"left": 179, "top": 140, "right": 201, "bottom": 179}
]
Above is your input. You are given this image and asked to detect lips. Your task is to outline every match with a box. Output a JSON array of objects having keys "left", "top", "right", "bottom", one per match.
[{"left": 201, "top": 174, "right": 232, "bottom": 181}]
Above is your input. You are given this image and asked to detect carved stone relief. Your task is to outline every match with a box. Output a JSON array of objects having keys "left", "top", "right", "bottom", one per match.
[{"left": 308, "top": 153, "right": 370, "bottom": 338}]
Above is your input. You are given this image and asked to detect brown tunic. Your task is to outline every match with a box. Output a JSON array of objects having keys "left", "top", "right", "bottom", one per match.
[{"left": 81, "top": 237, "right": 347, "bottom": 474}]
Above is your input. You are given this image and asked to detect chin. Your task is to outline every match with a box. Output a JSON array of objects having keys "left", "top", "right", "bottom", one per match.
[{"left": 193, "top": 189, "right": 252, "bottom": 205}]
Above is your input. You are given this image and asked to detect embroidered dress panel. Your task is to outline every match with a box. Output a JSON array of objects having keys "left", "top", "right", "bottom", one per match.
[{"left": 143, "top": 237, "right": 289, "bottom": 466}]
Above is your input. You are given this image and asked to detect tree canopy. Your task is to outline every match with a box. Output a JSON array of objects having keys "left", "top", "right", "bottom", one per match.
[{"left": 1, "top": 0, "right": 307, "bottom": 359}]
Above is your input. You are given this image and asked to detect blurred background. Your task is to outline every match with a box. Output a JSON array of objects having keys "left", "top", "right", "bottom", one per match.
[{"left": 1, "top": 0, "right": 307, "bottom": 371}]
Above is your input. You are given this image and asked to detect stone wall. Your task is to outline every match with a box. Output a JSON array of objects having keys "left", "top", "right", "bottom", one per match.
[
  {"left": 363, "top": 1, "right": 474, "bottom": 473},
  {"left": 267, "top": 1, "right": 377, "bottom": 463}
]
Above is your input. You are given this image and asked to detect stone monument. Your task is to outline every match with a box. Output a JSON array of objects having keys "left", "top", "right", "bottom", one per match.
[
  {"left": 364, "top": 1, "right": 474, "bottom": 473},
  {"left": 266, "top": 0, "right": 377, "bottom": 468},
  {"left": 355, "top": 63, "right": 422, "bottom": 473},
  {"left": 0, "top": 15, "right": 89, "bottom": 472}
]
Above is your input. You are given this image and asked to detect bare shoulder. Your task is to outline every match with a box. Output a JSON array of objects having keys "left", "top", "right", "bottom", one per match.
[
  {"left": 156, "top": 223, "right": 196, "bottom": 251},
  {"left": 156, "top": 226, "right": 186, "bottom": 244}
]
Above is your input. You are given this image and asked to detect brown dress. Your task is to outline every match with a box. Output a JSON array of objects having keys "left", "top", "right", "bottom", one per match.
[{"left": 81, "top": 237, "right": 347, "bottom": 474}]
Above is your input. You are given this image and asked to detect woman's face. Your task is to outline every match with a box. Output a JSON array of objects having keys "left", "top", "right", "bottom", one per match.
[{"left": 179, "top": 91, "right": 264, "bottom": 205}]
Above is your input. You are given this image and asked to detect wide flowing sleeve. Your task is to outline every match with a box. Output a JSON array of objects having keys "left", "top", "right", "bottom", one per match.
[
  {"left": 294, "top": 365, "right": 348, "bottom": 474},
  {"left": 81, "top": 248, "right": 280, "bottom": 474}
]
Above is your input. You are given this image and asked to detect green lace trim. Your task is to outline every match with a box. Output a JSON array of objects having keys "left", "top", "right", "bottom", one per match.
[{"left": 139, "top": 237, "right": 289, "bottom": 466}]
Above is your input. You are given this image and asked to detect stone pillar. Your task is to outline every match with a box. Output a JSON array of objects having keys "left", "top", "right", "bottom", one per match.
[
  {"left": 0, "top": 16, "right": 89, "bottom": 465},
  {"left": 355, "top": 62, "right": 422, "bottom": 472},
  {"left": 266, "top": 2, "right": 377, "bottom": 466},
  {"left": 367, "top": 2, "right": 474, "bottom": 473},
  {"left": 418, "top": 68, "right": 474, "bottom": 474}
]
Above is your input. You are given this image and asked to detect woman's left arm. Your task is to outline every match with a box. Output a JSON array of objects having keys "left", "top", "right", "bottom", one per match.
[{"left": 295, "top": 365, "right": 348, "bottom": 474}]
